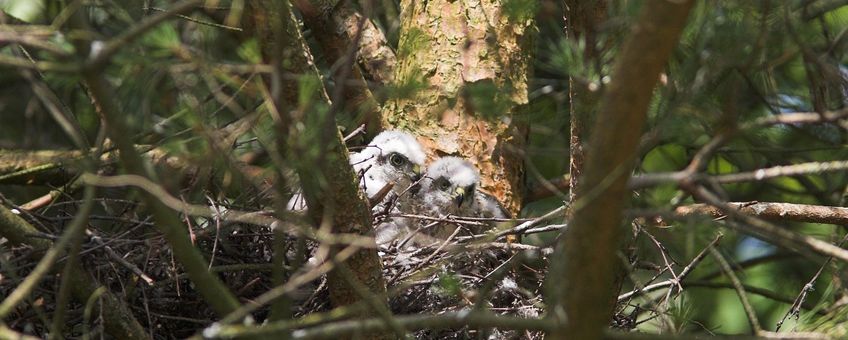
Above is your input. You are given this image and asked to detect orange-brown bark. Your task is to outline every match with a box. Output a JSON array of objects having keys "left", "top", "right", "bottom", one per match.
[{"left": 382, "top": 0, "right": 535, "bottom": 214}]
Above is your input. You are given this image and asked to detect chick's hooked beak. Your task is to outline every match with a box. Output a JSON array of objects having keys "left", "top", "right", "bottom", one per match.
[
  {"left": 409, "top": 165, "right": 423, "bottom": 195},
  {"left": 452, "top": 186, "right": 467, "bottom": 208}
]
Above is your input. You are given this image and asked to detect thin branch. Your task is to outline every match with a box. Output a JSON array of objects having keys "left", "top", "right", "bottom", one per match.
[
  {"left": 78, "top": 24, "right": 243, "bottom": 315},
  {"left": 801, "top": 0, "right": 848, "bottom": 21},
  {"left": 686, "top": 185, "right": 848, "bottom": 262},
  {"left": 212, "top": 244, "right": 363, "bottom": 326},
  {"left": 776, "top": 231, "right": 848, "bottom": 330},
  {"left": 0, "top": 324, "right": 41, "bottom": 340},
  {"left": 631, "top": 159, "right": 848, "bottom": 189},
  {"left": 619, "top": 233, "right": 723, "bottom": 301},
  {"left": 88, "top": 230, "right": 155, "bottom": 286},
  {"left": 746, "top": 107, "right": 848, "bottom": 128},
  {"left": 0, "top": 31, "right": 72, "bottom": 57},
  {"left": 714, "top": 247, "right": 765, "bottom": 334},
  {"left": 536, "top": 109, "right": 848, "bottom": 201},
  {"left": 0, "top": 187, "right": 95, "bottom": 318},
  {"left": 296, "top": 0, "right": 385, "bottom": 137},
  {"left": 713, "top": 160, "right": 848, "bottom": 183},
  {"left": 686, "top": 281, "right": 823, "bottom": 315},
  {"left": 604, "top": 330, "right": 829, "bottom": 340},
  {"left": 78, "top": 173, "right": 376, "bottom": 247},
  {"left": 86, "top": 0, "right": 202, "bottom": 69},
  {"left": 634, "top": 201, "right": 848, "bottom": 226},
  {"left": 0, "top": 54, "right": 80, "bottom": 72},
  {"left": 0, "top": 200, "right": 147, "bottom": 339},
  {"left": 630, "top": 107, "right": 848, "bottom": 191},
  {"left": 494, "top": 205, "right": 567, "bottom": 238},
  {"left": 202, "top": 312, "right": 555, "bottom": 339}
]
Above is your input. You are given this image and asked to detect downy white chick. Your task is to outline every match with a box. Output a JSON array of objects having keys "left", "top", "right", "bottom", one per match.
[
  {"left": 287, "top": 130, "right": 426, "bottom": 211},
  {"left": 400, "top": 156, "right": 508, "bottom": 244}
]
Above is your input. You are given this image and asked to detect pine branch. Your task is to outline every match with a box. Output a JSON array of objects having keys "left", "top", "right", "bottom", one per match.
[{"left": 547, "top": 0, "right": 696, "bottom": 338}]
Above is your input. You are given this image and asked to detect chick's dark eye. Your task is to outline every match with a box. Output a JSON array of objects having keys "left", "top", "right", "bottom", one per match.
[
  {"left": 438, "top": 179, "right": 451, "bottom": 191},
  {"left": 389, "top": 153, "right": 406, "bottom": 167}
]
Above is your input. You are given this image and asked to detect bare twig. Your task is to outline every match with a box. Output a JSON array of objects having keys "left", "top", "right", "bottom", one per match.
[
  {"left": 631, "top": 159, "right": 848, "bottom": 189},
  {"left": 634, "top": 201, "right": 848, "bottom": 226},
  {"left": 212, "top": 244, "right": 363, "bottom": 326},
  {"left": 0, "top": 53, "right": 80, "bottom": 72},
  {"left": 0, "top": 187, "right": 95, "bottom": 318},
  {"left": 619, "top": 233, "right": 723, "bottom": 301},
  {"left": 776, "top": 231, "right": 848, "bottom": 331},
  {"left": 494, "top": 205, "right": 567, "bottom": 239},
  {"left": 710, "top": 247, "right": 763, "bottom": 334},
  {"left": 686, "top": 185, "right": 848, "bottom": 262},
  {"left": 202, "top": 311, "right": 554, "bottom": 339},
  {"left": 87, "top": 0, "right": 202, "bottom": 69},
  {"left": 0, "top": 200, "right": 147, "bottom": 339},
  {"left": 78, "top": 173, "right": 376, "bottom": 248},
  {"left": 292, "top": 0, "right": 385, "bottom": 136},
  {"left": 88, "top": 231, "right": 155, "bottom": 286},
  {"left": 0, "top": 324, "right": 42, "bottom": 340}
]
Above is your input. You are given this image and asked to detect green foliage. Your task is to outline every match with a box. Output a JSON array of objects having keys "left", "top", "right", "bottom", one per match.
[
  {"left": 465, "top": 80, "right": 514, "bottom": 121},
  {"left": 0, "top": 0, "right": 45, "bottom": 23},
  {"left": 544, "top": 38, "right": 589, "bottom": 80},
  {"left": 435, "top": 271, "right": 462, "bottom": 297},
  {"left": 237, "top": 39, "right": 261, "bottom": 64},
  {"left": 397, "top": 26, "right": 429, "bottom": 59},
  {"left": 502, "top": 0, "right": 537, "bottom": 24},
  {"left": 383, "top": 66, "right": 428, "bottom": 108},
  {"left": 141, "top": 23, "right": 181, "bottom": 50},
  {"left": 1, "top": 0, "right": 848, "bottom": 337}
]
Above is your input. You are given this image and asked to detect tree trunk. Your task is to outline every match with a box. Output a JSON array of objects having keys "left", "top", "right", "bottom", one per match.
[
  {"left": 564, "top": 0, "right": 607, "bottom": 205},
  {"left": 247, "top": 1, "right": 389, "bottom": 320},
  {"left": 381, "top": 0, "right": 535, "bottom": 214},
  {"left": 547, "top": 0, "right": 694, "bottom": 338}
]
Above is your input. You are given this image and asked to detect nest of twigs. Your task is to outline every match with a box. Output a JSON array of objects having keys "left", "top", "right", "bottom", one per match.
[{"left": 1, "top": 191, "right": 632, "bottom": 339}]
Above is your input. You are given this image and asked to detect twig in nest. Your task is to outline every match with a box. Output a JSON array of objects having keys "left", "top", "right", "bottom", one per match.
[
  {"left": 369, "top": 182, "right": 394, "bottom": 207},
  {"left": 343, "top": 124, "right": 367, "bottom": 142}
]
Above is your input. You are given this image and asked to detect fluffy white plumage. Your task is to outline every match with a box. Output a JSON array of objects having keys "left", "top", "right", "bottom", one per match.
[
  {"left": 385, "top": 156, "right": 508, "bottom": 245},
  {"left": 418, "top": 157, "right": 481, "bottom": 217},
  {"left": 286, "top": 130, "right": 426, "bottom": 211},
  {"left": 349, "top": 130, "right": 426, "bottom": 199}
]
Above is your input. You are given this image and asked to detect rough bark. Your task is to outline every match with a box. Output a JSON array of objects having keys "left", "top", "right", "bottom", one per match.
[
  {"left": 349, "top": 9, "right": 398, "bottom": 86},
  {"left": 547, "top": 0, "right": 694, "bottom": 338},
  {"left": 382, "top": 0, "right": 535, "bottom": 214},
  {"left": 293, "top": 0, "right": 391, "bottom": 138},
  {"left": 247, "top": 1, "right": 389, "bottom": 317}
]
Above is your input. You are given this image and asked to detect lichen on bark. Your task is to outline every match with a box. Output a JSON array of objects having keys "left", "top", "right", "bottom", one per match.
[{"left": 382, "top": 0, "right": 535, "bottom": 214}]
